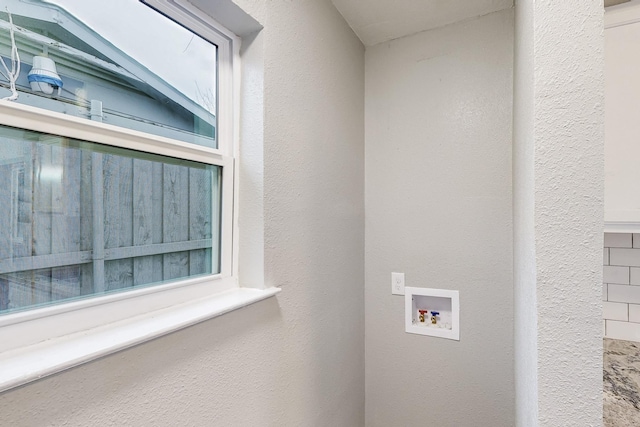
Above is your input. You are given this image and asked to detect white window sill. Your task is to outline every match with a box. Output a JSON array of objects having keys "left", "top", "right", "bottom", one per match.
[{"left": 0, "top": 286, "right": 280, "bottom": 393}]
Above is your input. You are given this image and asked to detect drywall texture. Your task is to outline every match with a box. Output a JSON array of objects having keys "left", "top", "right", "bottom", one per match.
[
  {"left": 0, "top": 1, "right": 366, "bottom": 426},
  {"left": 365, "top": 9, "right": 514, "bottom": 426},
  {"left": 513, "top": 0, "right": 604, "bottom": 425}
]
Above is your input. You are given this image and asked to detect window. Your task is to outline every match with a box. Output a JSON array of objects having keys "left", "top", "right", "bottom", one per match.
[
  {"left": 0, "top": 0, "right": 276, "bottom": 390},
  {"left": 0, "top": 126, "right": 221, "bottom": 313},
  {"left": 0, "top": 0, "right": 218, "bottom": 147},
  {"left": 0, "top": 0, "right": 233, "bottom": 315}
]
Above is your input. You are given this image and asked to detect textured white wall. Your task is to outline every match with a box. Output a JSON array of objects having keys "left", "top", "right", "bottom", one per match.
[
  {"left": 0, "top": 0, "right": 366, "bottom": 425},
  {"left": 364, "top": 9, "right": 514, "bottom": 426},
  {"left": 513, "top": 0, "right": 604, "bottom": 425}
]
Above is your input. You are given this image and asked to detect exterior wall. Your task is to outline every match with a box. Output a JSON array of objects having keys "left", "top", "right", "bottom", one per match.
[
  {"left": 0, "top": 1, "right": 366, "bottom": 426},
  {"left": 0, "top": 0, "right": 216, "bottom": 147},
  {"left": 0, "top": 59, "right": 206, "bottom": 145},
  {"left": 513, "top": 0, "right": 604, "bottom": 425},
  {"left": 364, "top": 9, "right": 515, "bottom": 426}
]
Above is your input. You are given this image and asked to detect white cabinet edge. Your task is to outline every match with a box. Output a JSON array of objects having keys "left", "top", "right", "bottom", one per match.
[{"left": 605, "top": 221, "right": 640, "bottom": 233}]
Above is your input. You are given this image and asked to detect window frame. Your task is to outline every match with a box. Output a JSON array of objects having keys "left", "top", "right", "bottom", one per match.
[{"left": 0, "top": 0, "right": 245, "bottom": 358}]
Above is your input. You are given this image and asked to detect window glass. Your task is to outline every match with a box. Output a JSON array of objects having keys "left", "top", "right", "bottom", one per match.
[
  {"left": 0, "top": 0, "right": 218, "bottom": 148},
  {"left": 0, "top": 125, "right": 220, "bottom": 314}
]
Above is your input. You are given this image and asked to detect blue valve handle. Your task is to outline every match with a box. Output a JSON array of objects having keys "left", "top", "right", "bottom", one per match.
[{"left": 430, "top": 311, "right": 439, "bottom": 316}]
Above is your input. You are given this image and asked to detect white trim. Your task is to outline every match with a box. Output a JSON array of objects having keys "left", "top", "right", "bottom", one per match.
[
  {"left": 220, "top": 157, "right": 236, "bottom": 278},
  {"left": 605, "top": 0, "right": 640, "bottom": 28},
  {"left": 142, "top": 0, "right": 241, "bottom": 159},
  {"left": 605, "top": 221, "right": 640, "bottom": 233},
  {"left": 0, "top": 101, "right": 228, "bottom": 166},
  {"left": 605, "top": 16, "right": 640, "bottom": 28},
  {"left": 232, "top": 28, "right": 242, "bottom": 280},
  {"left": 0, "top": 275, "right": 235, "bottom": 353},
  {"left": 605, "top": 210, "right": 640, "bottom": 225},
  {"left": 180, "top": 0, "right": 262, "bottom": 37},
  {"left": 237, "top": 30, "right": 265, "bottom": 289},
  {"left": 0, "top": 286, "right": 280, "bottom": 393},
  {"left": 140, "top": 0, "right": 241, "bottom": 280}
]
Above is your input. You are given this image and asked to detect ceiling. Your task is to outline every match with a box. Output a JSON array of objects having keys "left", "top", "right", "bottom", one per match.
[
  {"left": 331, "top": 0, "right": 513, "bottom": 46},
  {"left": 605, "top": 0, "right": 631, "bottom": 7}
]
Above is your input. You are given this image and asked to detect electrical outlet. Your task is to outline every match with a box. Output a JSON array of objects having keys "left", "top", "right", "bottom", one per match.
[{"left": 391, "top": 272, "right": 405, "bottom": 295}]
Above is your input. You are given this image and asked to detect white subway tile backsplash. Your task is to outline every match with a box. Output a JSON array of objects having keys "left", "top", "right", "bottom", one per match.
[
  {"left": 604, "top": 266, "right": 630, "bottom": 284},
  {"left": 609, "top": 284, "right": 640, "bottom": 304},
  {"left": 601, "top": 233, "right": 640, "bottom": 338},
  {"left": 605, "top": 233, "right": 633, "bottom": 248},
  {"left": 630, "top": 304, "right": 640, "bottom": 323},
  {"left": 604, "top": 301, "right": 629, "bottom": 321},
  {"left": 610, "top": 248, "right": 640, "bottom": 267},
  {"left": 606, "top": 320, "right": 640, "bottom": 341}
]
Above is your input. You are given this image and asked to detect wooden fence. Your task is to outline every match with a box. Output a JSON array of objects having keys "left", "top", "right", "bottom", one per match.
[{"left": 0, "top": 129, "right": 218, "bottom": 311}]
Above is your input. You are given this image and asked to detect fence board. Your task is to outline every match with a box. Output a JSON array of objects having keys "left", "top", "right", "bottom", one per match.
[
  {"left": 152, "top": 162, "right": 164, "bottom": 283},
  {"left": 91, "top": 153, "right": 105, "bottom": 293},
  {"left": 105, "top": 239, "right": 212, "bottom": 260},
  {"left": 13, "top": 140, "right": 32, "bottom": 260},
  {"left": 117, "top": 156, "right": 133, "bottom": 288},
  {"left": 211, "top": 168, "right": 221, "bottom": 274},
  {"left": 103, "top": 154, "right": 120, "bottom": 251},
  {"left": 0, "top": 158, "right": 12, "bottom": 310},
  {"left": 0, "top": 240, "right": 211, "bottom": 274},
  {"left": 79, "top": 150, "right": 93, "bottom": 252},
  {"left": 163, "top": 164, "right": 189, "bottom": 280},
  {"left": 32, "top": 141, "right": 52, "bottom": 304},
  {"left": 0, "top": 163, "right": 12, "bottom": 260},
  {"left": 104, "top": 155, "right": 133, "bottom": 290},
  {"left": 51, "top": 144, "right": 82, "bottom": 301},
  {"left": 2, "top": 138, "right": 34, "bottom": 309},
  {"left": 133, "top": 159, "right": 154, "bottom": 286},
  {"left": 119, "top": 157, "right": 134, "bottom": 248},
  {"left": 80, "top": 150, "right": 93, "bottom": 295},
  {"left": 189, "top": 167, "right": 211, "bottom": 276}
]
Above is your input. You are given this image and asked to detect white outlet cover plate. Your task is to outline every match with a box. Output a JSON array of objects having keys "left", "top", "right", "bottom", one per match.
[{"left": 391, "top": 272, "right": 405, "bottom": 295}]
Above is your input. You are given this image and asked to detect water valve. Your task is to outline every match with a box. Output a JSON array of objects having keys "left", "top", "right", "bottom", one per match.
[{"left": 430, "top": 311, "right": 439, "bottom": 325}]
